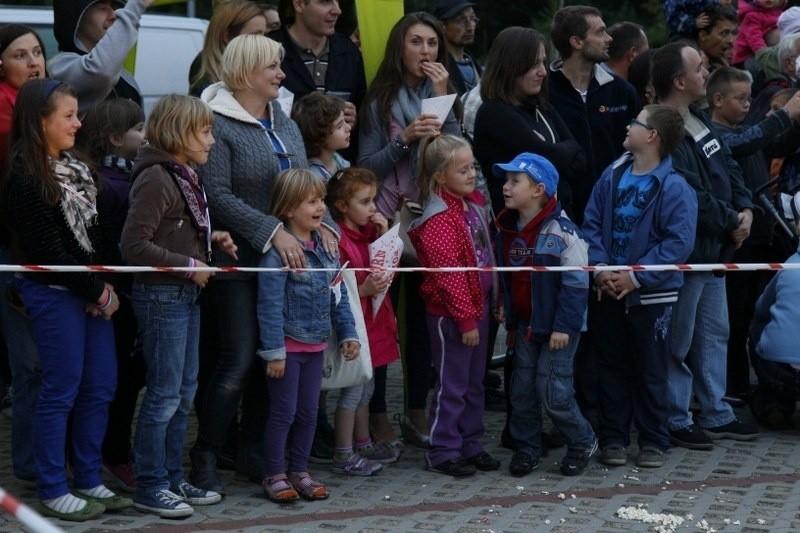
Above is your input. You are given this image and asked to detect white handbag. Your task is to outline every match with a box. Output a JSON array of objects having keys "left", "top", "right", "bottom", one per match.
[{"left": 321, "top": 269, "right": 373, "bottom": 390}]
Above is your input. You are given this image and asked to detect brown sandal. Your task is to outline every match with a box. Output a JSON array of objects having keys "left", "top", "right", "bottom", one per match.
[
  {"left": 262, "top": 474, "right": 299, "bottom": 503},
  {"left": 289, "top": 472, "right": 329, "bottom": 501}
]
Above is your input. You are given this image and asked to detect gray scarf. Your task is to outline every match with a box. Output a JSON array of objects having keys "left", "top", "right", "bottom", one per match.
[
  {"left": 390, "top": 78, "right": 435, "bottom": 180},
  {"left": 49, "top": 153, "right": 98, "bottom": 254}
]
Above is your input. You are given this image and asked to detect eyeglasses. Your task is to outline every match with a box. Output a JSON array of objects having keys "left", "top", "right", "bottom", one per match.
[
  {"left": 451, "top": 16, "right": 479, "bottom": 27},
  {"left": 629, "top": 118, "right": 654, "bottom": 130},
  {"left": 726, "top": 94, "right": 752, "bottom": 105}
]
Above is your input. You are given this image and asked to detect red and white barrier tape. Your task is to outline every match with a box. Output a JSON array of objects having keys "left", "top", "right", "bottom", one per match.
[
  {"left": 0, "top": 487, "right": 63, "bottom": 533},
  {"left": 1, "top": 263, "right": 800, "bottom": 274}
]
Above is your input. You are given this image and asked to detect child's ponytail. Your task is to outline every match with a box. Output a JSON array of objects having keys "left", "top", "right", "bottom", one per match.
[{"left": 416, "top": 133, "right": 471, "bottom": 204}]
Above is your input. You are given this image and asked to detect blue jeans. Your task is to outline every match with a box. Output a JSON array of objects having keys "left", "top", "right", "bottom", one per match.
[
  {"left": 132, "top": 283, "right": 200, "bottom": 494},
  {"left": 0, "top": 267, "right": 40, "bottom": 480},
  {"left": 20, "top": 278, "right": 116, "bottom": 500},
  {"left": 668, "top": 272, "right": 735, "bottom": 430},
  {"left": 509, "top": 323, "right": 595, "bottom": 458}
]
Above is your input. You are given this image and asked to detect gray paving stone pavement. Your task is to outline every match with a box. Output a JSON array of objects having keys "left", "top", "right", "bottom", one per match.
[{"left": 1, "top": 362, "right": 800, "bottom": 532}]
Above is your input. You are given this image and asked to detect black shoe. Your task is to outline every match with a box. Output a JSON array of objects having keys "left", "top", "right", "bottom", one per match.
[
  {"left": 669, "top": 425, "right": 713, "bottom": 450},
  {"left": 189, "top": 448, "right": 225, "bottom": 495},
  {"left": 509, "top": 451, "right": 538, "bottom": 476},
  {"left": 427, "top": 458, "right": 477, "bottom": 477},
  {"left": 560, "top": 439, "right": 598, "bottom": 476},
  {"left": 702, "top": 419, "right": 759, "bottom": 441},
  {"left": 465, "top": 451, "right": 500, "bottom": 471},
  {"left": 484, "top": 388, "right": 507, "bottom": 412}
]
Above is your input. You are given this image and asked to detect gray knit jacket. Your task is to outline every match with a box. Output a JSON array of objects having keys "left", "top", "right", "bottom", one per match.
[{"left": 198, "top": 82, "right": 308, "bottom": 279}]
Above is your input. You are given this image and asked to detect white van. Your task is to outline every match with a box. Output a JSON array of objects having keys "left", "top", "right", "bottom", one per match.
[{"left": 0, "top": 6, "right": 207, "bottom": 115}]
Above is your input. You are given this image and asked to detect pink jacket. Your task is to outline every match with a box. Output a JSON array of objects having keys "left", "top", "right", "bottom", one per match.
[
  {"left": 408, "top": 189, "right": 496, "bottom": 333},
  {"left": 733, "top": 1, "right": 782, "bottom": 64},
  {"left": 338, "top": 222, "right": 400, "bottom": 368}
]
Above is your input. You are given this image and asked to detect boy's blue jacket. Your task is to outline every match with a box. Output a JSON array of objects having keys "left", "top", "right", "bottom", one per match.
[
  {"left": 256, "top": 231, "right": 358, "bottom": 361},
  {"left": 495, "top": 203, "right": 588, "bottom": 341},
  {"left": 582, "top": 152, "right": 698, "bottom": 306}
]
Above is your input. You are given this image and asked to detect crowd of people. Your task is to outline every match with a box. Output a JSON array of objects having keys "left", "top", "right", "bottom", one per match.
[{"left": 2, "top": 0, "right": 800, "bottom": 524}]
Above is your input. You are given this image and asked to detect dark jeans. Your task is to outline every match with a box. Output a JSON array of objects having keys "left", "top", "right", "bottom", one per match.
[
  {"left": 725, "top": 245, "right": 774, "bottom": 396},
  {"left": 592, "top": 298, "right": 672, "bottom": 451},
  {"left": 194, "top": 279, "right": 264, "bottom": 453},
  {"left": 749, "top": 349, "right": 800, "bottom": 418}
]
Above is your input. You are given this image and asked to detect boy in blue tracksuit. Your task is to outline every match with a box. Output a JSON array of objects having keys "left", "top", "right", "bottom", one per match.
[
  {"left": 494, "top": 153, "right": 596, "bottom": 477},
  {"left": 582, "top": 104, "right": 698, "bottom": 468}
]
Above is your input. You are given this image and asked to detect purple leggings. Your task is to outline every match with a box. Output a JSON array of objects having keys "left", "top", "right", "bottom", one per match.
[{"left": 262, "top": 351, "right": 324, "bottom": 477}]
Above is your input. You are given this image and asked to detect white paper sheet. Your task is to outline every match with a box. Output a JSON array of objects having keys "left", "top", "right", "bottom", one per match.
[
  {"left": 368, "top": 224, "right": 403, "bottom": 319},
  {"left": 421, "top": 93, "right": 457, "bottom": 124}
]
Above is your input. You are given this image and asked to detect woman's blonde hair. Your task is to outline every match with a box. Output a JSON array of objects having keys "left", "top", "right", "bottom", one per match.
[
  {"left": 269, "top": 168, "right": 327, "bottom": 221},
  {"left": 146, "top": 94, "right": 214, "bottom": 155},
  {"left": 416, "top": 134, "right": 472, "bottom": 203},
  {"left": 192, "top": 0, "right": 266, "bottom": 88},
  {"left": 221, "top": 34, "right": 284, "bottom": 92}
]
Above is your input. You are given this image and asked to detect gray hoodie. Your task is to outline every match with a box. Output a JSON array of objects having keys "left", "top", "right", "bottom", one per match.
[{"left": 49, "top": 0, "right": 144, "bottom": 114}]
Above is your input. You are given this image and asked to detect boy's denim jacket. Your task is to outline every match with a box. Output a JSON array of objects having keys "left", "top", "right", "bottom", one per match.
[{"left": 256, "top": 231, "right": 358, "bottom": 362}]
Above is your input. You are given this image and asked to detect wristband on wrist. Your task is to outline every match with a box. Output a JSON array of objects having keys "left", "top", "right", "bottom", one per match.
[
  {"left": 97, "top": 289, "right": 114, "bottom": 312},
  {"left": 186, "top": 258, "right": 196, "bottom": 279},
  {"left": 393, "top": 136, "right": 410, "bottom": 152}
]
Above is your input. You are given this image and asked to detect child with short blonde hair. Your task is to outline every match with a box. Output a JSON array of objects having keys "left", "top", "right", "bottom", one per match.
[
  {"left": 257, "top": 168, "right": 360, "bottom": 502},
  {"left": 122, "top": 94, "right": 237, "bottom": 518},
  {"left": 408, "top": 134, "right": 501, "bottom": 477}
]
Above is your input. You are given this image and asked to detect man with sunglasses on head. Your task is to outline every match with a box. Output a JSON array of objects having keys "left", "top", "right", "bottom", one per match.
[{"left": 433, "top": 0, "right": 482, "bottom": 96}]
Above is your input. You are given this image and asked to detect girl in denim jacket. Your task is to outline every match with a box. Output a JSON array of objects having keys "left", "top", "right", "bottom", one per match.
[{"left": 257, "top": 169, "right": 360, "bottom": 503}]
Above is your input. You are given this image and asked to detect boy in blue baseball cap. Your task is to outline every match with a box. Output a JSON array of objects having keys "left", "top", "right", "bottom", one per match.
[{"left": 493, "top": 152, "right": 597, "bottom": 477}]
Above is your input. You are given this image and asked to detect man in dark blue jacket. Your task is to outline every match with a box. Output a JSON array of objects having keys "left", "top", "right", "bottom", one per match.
[
  {"left": 548, "top": 5, "right": 640, "bottom": 225},
  {"left": 652, "top": 42, "right": 759, "bottom": 452}
]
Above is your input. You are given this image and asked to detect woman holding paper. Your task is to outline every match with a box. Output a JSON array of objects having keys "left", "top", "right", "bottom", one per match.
[
  {"left": 358, "top": 11, "right": 461, "bottom": 449},
  {"left": 190, "top": 34, "right": 335, "bottom": 494}
]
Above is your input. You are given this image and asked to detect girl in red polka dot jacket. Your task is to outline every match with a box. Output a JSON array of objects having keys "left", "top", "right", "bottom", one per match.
[{"left": 407, "top": 134, "right": 503, "bottom": 478}]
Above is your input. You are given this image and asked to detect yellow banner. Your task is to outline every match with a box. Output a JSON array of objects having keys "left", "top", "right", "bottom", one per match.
[{"left": 354, "top": 0, "right": 404, "bottom": 85}]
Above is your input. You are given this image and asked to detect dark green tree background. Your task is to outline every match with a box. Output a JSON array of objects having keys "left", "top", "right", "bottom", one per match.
[{"left": 6, "top": 0, "right": 800, "bottom": 61}]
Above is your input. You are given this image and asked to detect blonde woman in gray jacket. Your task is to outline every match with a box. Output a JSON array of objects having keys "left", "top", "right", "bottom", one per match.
[{"left": 190, "top": 34, "right": 338, "bottom": 495}]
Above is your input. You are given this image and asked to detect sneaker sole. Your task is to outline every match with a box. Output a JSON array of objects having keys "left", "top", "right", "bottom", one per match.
[
  {"left": 636, "top": 460, "right": 666, "bottom": 468},
  {"left": 702, "top": 430, "right": 758, "bottom": 441},
  {"left": 669, "top": 437, "right": 714, "bottom": 450},
  {"left": 134, "top": 502, "right": 194, "bottom": 518},
  {"left": 600, "top": 457, "right": 627, "bottom": 466},
  {"left": 330, "top": 465, "right": 380, "bottom": 476},
  {"left": 180, "top": 494, "right": 222, "bottom": 505}
]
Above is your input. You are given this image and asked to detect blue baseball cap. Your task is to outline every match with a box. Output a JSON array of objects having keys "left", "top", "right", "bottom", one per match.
[{"left": 492, "top": 153, "right": 559, "bottom": 198}]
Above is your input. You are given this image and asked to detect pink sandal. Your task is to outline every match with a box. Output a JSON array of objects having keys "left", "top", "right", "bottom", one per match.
[
  {"left": 262, "top": 474, "right": 299, "bottom": 504},
  {"left": 288, "top": 472, "right": 329, "bottom": 501}
]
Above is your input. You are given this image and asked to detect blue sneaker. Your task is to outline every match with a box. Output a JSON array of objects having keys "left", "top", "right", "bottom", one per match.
[
  {"left": 134, "top": 489, "right": 193, "bottom": 518},
  {"left": 170, "top": 481, "right": 222, "bottom": 505}
]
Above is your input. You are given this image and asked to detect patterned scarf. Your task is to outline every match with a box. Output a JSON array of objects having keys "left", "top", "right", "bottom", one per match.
[
  {"left": 49, "top": 153, "right": 98, "bottom": 254},
  {"left": 161, "top": 162, "right": 211, "bottom": 254}
]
